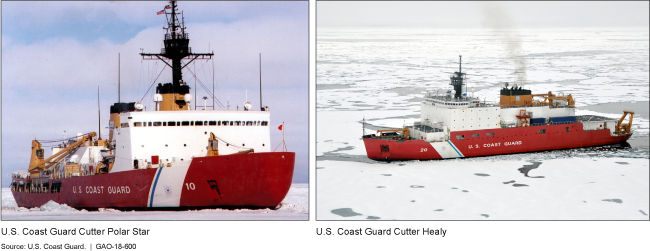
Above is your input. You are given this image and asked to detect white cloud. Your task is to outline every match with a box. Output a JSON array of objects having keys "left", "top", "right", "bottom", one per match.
[{"left": 3, "top": 1, "right": 307, "bottom": 31}]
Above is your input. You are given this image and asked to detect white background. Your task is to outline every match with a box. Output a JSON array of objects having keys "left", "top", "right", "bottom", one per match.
[{"left": 2, "top": 1, "right": 649, "bottom": 250}]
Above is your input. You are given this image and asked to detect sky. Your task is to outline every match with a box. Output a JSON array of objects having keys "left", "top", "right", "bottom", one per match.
[
  {"left": 1, "top": 1, "right": 309, "bottom": 185},
  {"left": 317, "top": 1, "right": 649, "bottom": 28}
]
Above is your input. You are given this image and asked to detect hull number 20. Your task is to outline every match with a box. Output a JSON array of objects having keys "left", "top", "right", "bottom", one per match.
[{"left": 420, "top": 148, "right": 428, "bottom": 152}]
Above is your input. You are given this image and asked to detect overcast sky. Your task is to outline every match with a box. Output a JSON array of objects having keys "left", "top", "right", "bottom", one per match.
[
  {"left": 1, "top": 1, "right": 309, "bottom": 185},
  {"left": 317, "top": 1, "right": 649, "bottom": 28}
]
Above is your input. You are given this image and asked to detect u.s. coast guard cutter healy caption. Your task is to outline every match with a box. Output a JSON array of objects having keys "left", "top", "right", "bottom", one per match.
[
  {"left": 11, "top": 1, "right": 295, "bottom": 209},
  {"left": 363, "top": 56, "right": 635, "bottom": 160}
]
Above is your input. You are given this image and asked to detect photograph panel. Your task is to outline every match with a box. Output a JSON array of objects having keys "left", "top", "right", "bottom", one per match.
[
  {"left": 2, "top": 1, "right": 309, "bottom": 220},
  {"left": 316, "top": 1, "right": 649, "bottom": 220}
]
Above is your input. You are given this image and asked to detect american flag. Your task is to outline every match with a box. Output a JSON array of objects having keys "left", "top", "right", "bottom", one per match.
[
  {"left": 157, "top": 10, "right": 165, "bottom": 15},
  {"left": 165, "top": 5, "right": 171, "bottom": 9}
]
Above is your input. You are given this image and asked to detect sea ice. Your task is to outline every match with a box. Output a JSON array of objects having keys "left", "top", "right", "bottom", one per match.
[
  {"left": 316, "top": 27, "right": 649, "bottom": 220},
  {"left": 317, "top": 158, "right": 649, "bottom": 220}
]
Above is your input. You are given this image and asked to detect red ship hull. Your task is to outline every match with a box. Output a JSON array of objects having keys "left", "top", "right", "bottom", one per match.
[
  {"left": 11, "top": 152, "right": 295, "bottom": 209},
  {"left": 364, "top": 123, "right": 631, "bottom": 160}
]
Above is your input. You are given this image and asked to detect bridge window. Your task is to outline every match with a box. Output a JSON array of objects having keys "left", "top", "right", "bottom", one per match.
[
  {"left": 456, "top": 135, "right": 465, "bottom": 140},
  {"left": 220, "top": 121, "right": 227, "bottom": 126},
  {"left": 261, "top": 121, "right": 268, "bottom": 126},
  {"left": 235, "top": 121, "right": 241, "bottom": 126},
  {"left": 181, "top": 121, "right": 190, "bottom": 126},
  {"left": 120, "top": 123, "right": 129, "bottom": 128},
  {"left": 209, "top": 121, "right": 217, "bottom": 126},
  {"left": 134, "top": 122, "right": 142, "bottom": 127},
  {"left": 486, "top": 133, "right": 495, "bottom": 136},
  {"left": 167, "top": 121, "right": 176, "bottom": 126},
  {"left": 471, "top": 134, "right": 479, "bottom": 137},
  {"left": 246, "top": 121, "right": 253, "bottom": 126},
  {"left": 195, "top": 121, "right": 204, "bottom": 126},
  {"left": 153, "top": 122, "right": 161, "bottom": 126}
]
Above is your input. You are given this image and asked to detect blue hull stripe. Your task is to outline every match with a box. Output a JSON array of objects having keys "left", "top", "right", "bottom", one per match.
[
  {"left": 448, "top": 141, "right": 463, "bottom": 157},
  {"left": 148, "top": 168, "right": 163, "bottom": 207}
]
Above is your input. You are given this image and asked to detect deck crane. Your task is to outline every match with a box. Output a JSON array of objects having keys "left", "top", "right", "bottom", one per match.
[{"left": 29, "top": 132, "right": 97, "bottom": 178}]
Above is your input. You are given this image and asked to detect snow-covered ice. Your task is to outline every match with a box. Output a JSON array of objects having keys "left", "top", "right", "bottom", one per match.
[
  {"left": 317, "top": 27, "right": 649, "bottom": 220},
  {"left": 318, "top": 158, "right": 648, "bottom": 220},
  {"left": 1, "top": 183, "right": 308, "bottom": 220}
]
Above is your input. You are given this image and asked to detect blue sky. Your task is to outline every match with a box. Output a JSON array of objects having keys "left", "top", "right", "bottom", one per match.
[{"left": 1, "top": 1, "right": 309, "bottom": 186}]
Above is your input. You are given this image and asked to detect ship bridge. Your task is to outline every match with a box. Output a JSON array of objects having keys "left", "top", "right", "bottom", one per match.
[
  {"left": 412, "top": 92, "right": 501, "bottom": 142},
  {"left": 423, "top": 94, "right": 484, "bottom": 108},
  {"left": 408, "top": 56, "right": 501, "bottom": 142}
]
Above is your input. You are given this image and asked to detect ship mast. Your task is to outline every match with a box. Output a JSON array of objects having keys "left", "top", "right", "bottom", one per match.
[
  {"left": 449, "top": 55, "right": 466, "bottom": 99},
  {"left": 140, "top": 1, "right": 213, "bottom": 110}
]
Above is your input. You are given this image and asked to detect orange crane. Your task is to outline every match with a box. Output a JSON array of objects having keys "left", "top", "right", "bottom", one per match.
[
  {"left": 208, "top": 132, "right": 254, "bottom": 156},
  {"left": 208, "top": 132, "right": 220, "bottom": 156},
  {"left": 29, "top": 132, "right": 96, "bottom": 178},
  {"left": 531, "top": 91, "right": 575, "bottom": 108},
  {"left": 616, "top": 111, "right": 634, "bottom": 135}
]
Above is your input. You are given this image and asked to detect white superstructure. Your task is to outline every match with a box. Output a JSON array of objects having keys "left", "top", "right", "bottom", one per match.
[
  {"left": 408, "top": 91, "right": 582, "bottom": 143},
  {"left": 111, "top": 110, "right": 271, "bottom": 172}
]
